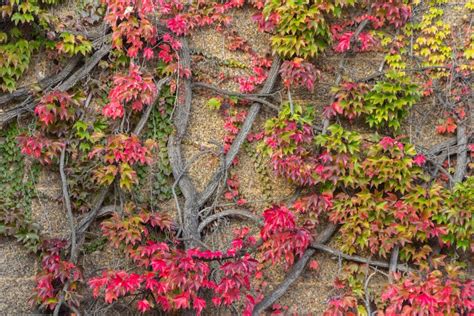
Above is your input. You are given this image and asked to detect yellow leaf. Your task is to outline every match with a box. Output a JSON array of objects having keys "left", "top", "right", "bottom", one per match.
[{"left": 464, "top": 48, "right": 474, "bottom": 59}]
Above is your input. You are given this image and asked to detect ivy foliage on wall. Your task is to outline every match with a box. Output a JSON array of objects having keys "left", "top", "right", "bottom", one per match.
[
  {"left": 0, "top": 124, "right": 41, "bottom": 252},
  {"left": 135, "top": 86, "right": 176, "bottom": 207}
]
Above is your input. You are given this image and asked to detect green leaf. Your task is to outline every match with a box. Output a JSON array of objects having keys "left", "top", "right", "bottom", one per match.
[{"left": 206, "top": 97, "right": 221, "bottom": 110}]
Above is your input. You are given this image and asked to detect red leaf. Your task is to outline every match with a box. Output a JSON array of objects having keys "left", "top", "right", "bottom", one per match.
[
  {"left": 174, "top": 293, "right": 190, "bottom": 309},
  {"left": 335, "top": 32, "right": 353, "bottom": 52},
  {"left": 446, "top": 118, "right": 457, "bottom": 133},
  {"left": 413, "top": 154, "right": 426, "bottom": 166},
  {"left": 309, "top": 260, "right": 319, "bottom": 271},
  {"left": 143, "top": 48, "right": 154, "bottom": 60},
  {"left": 236, "top": 198, "right": 247, "bottom": 206},
  {"left": 193, "top": 297, "right": 206, "bottom": 315},
  {"left": 380, "top": 136, "right": 395, "bottom": 150},
  {"left": 436, "top": 124, "right": 447, "bottom": 134},
  {"left": 137, "top": 299, "right": 152, "bottom": 313},
  {"left": 212, "top": 296, "right": 222, "bottom": 306}
]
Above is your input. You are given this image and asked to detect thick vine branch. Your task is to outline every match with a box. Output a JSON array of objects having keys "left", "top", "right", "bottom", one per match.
[
  {"left": 74, "top": 186, "right": 110, "bottom": 241},
  {"left": 389, "top": 245, "right": 400, "bottom": 283},
  {"left": 419, "top": 137, "right": 457, "bottom": 157},
  {"left": 356, "top": 66, "right": 454, "bottom": 83},
  {"left": 172, "top": 148, "right": 219, "bottom": 229},
  {"left": 59, "top": 145, "right": 77, "bottom": 263},
  {"left": 417, "top": 137, "right": 468, "bottom": 162},
  {"left": 416, "top": 135, "right": 472, "bottom": 184},
  {"left": 426, "top": 157, "right": 455, "bottom": 186},
  {"left": 167, "top": 37, "right": 201, "bottom": 247},
  {"left": 453, "top": 120, "right": 468, "bottom": 183},
  {"left": 59, "top": 41, "right": 112, "bottom": 92},
  {"left": 94, "top": 205, "right": 116, "bottom": 218},
  {"left": 192, "top": 82, "right": 276, "bottom": 98}
]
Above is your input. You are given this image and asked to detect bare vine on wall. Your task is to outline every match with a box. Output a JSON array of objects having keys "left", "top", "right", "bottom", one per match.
[{"left": 0, "top": 0, "right": 472, "bottom": 315}]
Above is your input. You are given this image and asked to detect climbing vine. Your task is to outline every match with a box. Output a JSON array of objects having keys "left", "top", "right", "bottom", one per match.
[{"left": 0, "top": 0, "right": 471, "bottom": 315}]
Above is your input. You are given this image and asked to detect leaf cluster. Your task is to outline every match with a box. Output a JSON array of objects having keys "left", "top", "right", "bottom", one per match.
[
  {"left": 364, "top": 70, "right": 421, "bottom": 131},
  {"left": 263, "top": 0, "right": 348, "bottom": 58},
  {"left": 0, "top": 38, "right": 39, "bottom": 92}
]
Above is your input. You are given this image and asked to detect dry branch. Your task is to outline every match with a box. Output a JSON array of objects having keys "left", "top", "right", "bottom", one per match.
[
  {"left": 453, "top": 121, "right": 468, "bottom": 183},
  {"left": 198, "top": 209, "right": 261, "bottom": 233},
  {"left": 59, "top": 145, "right": 78, "bottom": 263}
]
